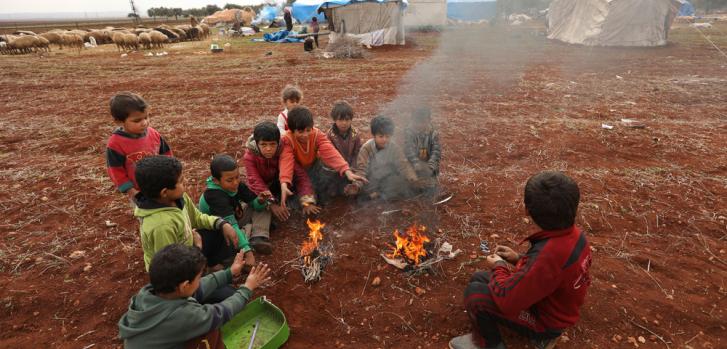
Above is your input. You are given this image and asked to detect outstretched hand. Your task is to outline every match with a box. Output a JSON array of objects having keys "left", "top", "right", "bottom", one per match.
[
  {"left": 495, "top": 245, "right": 520, "bottom": 264},
  {"left": 280, "top": 182, "right": 294, "bottom": 209},
  {"left": 344, "top": 170, "right": 368, "bottom": 184},
  {"left": 243, "top": 263, "right": 272, "bottom": 291}
]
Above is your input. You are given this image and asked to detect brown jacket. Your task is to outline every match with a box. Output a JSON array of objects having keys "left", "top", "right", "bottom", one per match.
[{"left": 353, "top": 139, "right": 417, "bottom": 189}]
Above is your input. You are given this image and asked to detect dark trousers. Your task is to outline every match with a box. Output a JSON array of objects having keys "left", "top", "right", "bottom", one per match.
[
  {"left": 199, "top": 228, "right": 238, "bottom": 267},
  {"left": 464, "top": 271, "right": 561, "bottom": 347}
]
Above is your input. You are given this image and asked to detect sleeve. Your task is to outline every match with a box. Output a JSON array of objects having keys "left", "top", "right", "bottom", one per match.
[
  {"left": 403, "top": 131, "right": 421, "bottom": 165},
  {"left": 395, "top": 146, "right": 418, "bottom": 182},
  {"left": 106, "top": 146, "right": 133, "bottom": 193},
  {"left": 428, "top": 131, "right": 441, "bottom": 174},
  {"left": 292, "top": 161, "right": 316, "bottom": 205},
  {"left": 350, "top": 135, "right": 363, "bottom": 169},
  {"left": 237, "top": 183, "right": 267, "bottom": 213},
  {"left": 276, "top": 112, "right": 287, "bottom": 135},
  {"left": 186, "top": 195, "right": 221, "bottom": 231},
  {"left": 158, "top": 135, "right": 173, "bottom": 156},
  {"left": 352, "top": 141, "right": 372, "bottom": 188},
  {"left": 243, "top": 151, "right": 269, "bottom": 195},
  {"left": 193, "top": 269, "right": 233, "bottom": 302},
  {"left": 193, "top": 194, "right": 251, "bottom": 252},
  {"left": 315, "top": 130, "right": 350, "bottom": 175},
  {"left": 488, "top": 248, "right": 562, "bottom": 317},
  {"left": 278, "top": 135, "right": 296, "bottom": 185}
]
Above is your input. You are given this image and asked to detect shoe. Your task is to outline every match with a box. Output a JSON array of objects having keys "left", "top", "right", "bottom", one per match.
[
  {"left": 448, "top": 333, "right": 505, "bottom": 349},
  {"left": 531, "top": 336, "right": 560, "bottom": 349},
  {"left": 249, "top": 237, "right": 272, "bottom": 255}
]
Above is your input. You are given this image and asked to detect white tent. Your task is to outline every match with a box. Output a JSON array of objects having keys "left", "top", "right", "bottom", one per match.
[
  {"left": 404, "top": 0, "right": 447, "bottom": 27},
  {"left": 321, "top": 0, "right": 407, "bottom": 46},
  {"left": 547, "top": 0, "right": 682, "bottom": 47}
]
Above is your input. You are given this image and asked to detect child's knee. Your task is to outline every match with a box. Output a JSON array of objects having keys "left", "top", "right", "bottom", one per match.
[{"left": 469, "top": 271, "right": 491, "bottom": 284}]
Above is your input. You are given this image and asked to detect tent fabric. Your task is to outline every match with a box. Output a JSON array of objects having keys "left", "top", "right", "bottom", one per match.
[
  {"left": 251, "top": 30, "right": 305, "bottom": 43},
  {"left": 678, "top": 1, "right": 695, "bottom": 16},
  {"left": 447, "top": 1, "right": 497, "bottom": 21},
  {"left": 547, "top": 0, "right": 682, "bottom": 47},
  {"left": 203, "top": 9, "right": 255, "bottom": 25},
  {"left": 404, "top": 0, "right": 447, "bottom": 26},
  {"left": 325, "top": 0, "right": 406, "bottom": 45},
  {"left": 292, "top": 0, "right": 406, "bottom": 22}
]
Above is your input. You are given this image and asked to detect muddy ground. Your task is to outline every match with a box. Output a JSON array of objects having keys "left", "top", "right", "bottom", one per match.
[{"left": 0, "top": 22, "right": 725, "bottom": 349}]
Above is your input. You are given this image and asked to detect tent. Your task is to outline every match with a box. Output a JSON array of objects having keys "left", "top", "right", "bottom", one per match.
[
  {"left": 447, "top": 0, "right": 496, "bottom": 21},
  {"left": 203, "top": 8, "right": 255, "bottom": 25},
  {"left": 292, "top": 0, "right": 329, "bottom": 23},
  {"left": 678, "top": 0, "right": 695, "bottom": 16},
  {"left": 404, "top": 0, "right": 447, "bottom": 27},
  {"left": 547, "top": 0, "right": 683, "bottom": 47},
  {"left": 319, "top": 0, "right": 408, "bottom": 46}
]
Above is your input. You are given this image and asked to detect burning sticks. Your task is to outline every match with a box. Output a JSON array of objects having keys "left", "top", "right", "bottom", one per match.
[
  {"left": 297, "top": 219, "right": 332, "bottom": 283},
  {"left": 382, "top": 223, "right": 461, "bottom": 273}
]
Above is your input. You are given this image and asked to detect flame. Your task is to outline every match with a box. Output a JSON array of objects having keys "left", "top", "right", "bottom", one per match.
[
  {"left": 300, "top": 219, "right": 325, "bottom": 264},
  {"left": 389, "top": 224, "right": 430, "bottom": 265}
]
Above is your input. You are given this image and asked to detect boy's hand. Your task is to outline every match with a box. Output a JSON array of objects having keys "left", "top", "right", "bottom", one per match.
[
  {"left": 302, "top": 203, "right": 321, "bottom": 216},
  {"left": 369, "top": 192, "right": 380, "bottom": 200},
  {"left": 243, "top": 263, "right": 272, "bottom": 291},
  {"left": 344, "top": 170, "right": 368, "bottom": 184},
  {"left": 280, "top": 182, "right": 294, "bottom": 209},
  {"left": 230, "top": 250, "right": 250, "bottom": 276},
  {"left": 258, "top": 190, "right": 273, "bottom": 204},
  {"left": 244, "top": 250, "right": 255, "bottom": 267},
  {"left": 495, "top": 245, "right": 520, "bottom": 264},
  {"left": 270, "top": 203, "right": 290, "bottom": 222},
  {"left": 221, "top": 223, "right": 239, "bottom": 248},
  {"left": 193, "top": 229, "right": 203, "bottom": 249},
  {"left": 126, "top": 188, "right": 139, "bottom": 200},
  {"left": 343, "top": 184, "right": 360, "bottom": 196},
  {"left": 484, "top": 254, "right": 504, "bottom": 269}
]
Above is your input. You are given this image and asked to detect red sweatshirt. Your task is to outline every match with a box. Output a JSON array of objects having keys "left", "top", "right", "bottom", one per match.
[
  {"left": 279, "top": 128, "right": 350, "bottom": 185},
  {"left": 489, "top": 225, "right": 592, "bottom": 330},
  {"left": 243, "top": 136, "right": 314, "bottom": 204},
  {"left": 106, "top": 127, "right": 172, "bottom": 193}
]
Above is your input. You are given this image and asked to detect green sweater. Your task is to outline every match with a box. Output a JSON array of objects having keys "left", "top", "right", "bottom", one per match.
[
  {"left": 135, "top": 193, "right": 223, "bottom": 271},
  {"left": 118, "top": 269, "right": 253, "bottom": 349}
]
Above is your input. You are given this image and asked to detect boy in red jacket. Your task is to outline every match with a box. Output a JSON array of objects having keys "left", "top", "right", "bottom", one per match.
[
  {"left": 105, "top": 92, "right": 172, "bottom": 204},
  {"left": 450, "top": 171, "right": 592, "bottom": 349}
]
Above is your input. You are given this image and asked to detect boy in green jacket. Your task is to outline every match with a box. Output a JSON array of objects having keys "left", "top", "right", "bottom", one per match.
[
  {"left": 198, "top": 154, "right": 271, "bottom": 265},
  {"left": 118, "top": 243, "right": 271, "bottom": 349},
  {"left": 133, "top": 155, "right": 250, "bottom": 271}
]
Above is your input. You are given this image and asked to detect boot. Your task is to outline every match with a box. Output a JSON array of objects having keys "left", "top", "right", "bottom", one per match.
[{"left": 448, "top": 333, "right": 506, "bottom": 349}]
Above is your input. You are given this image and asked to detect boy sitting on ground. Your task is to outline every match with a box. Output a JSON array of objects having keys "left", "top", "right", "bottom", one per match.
[
  {"left": 276, "top": 85, "right": 302, "bottom": 135},
  {"left": 449, "top": 171, "right": 592, "bottom": 349},
  {"left": 105, "top": 92, "right": 172, "bottom": 204},
  {"left": 279, "top": 106, "right": 367, "bottom": 207},
  {"left": 244, "top": 122, "right": 317, "bottom": 232},
  {"left": 345, "top": 116, "right": 421, "bottom": 200},
  {"left": 404, "top": 107, "right": 441, "bottom": 191},
  {"left": 324, "top": 100, "right": 363, "bottom": 198},
  {"left": 198, "top": 154, "right": 269, "bottom": 261},
  {"left": 118, "top": 244, "right": 271, "bottom": 349},
  {"left": 133, "top": 155, "right": 250, "bottom": 272}
]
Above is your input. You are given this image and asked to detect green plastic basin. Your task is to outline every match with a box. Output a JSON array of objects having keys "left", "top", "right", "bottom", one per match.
[{"left": 221, "top": 296, "right": 289, "bottom": 349}]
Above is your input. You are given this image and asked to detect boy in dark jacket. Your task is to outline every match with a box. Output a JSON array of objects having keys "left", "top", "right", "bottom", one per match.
[
  {"left": 449, "top": 171, "right": 592, "bottom": 349},
  {"left": 198, "top": 154, "right": 269, "bottom": 259},
  {"left": 404, "top": 107, "right": 441, "bottom": 191},
  {"left": 118, "top": 243, "right": 271, "bottom": 349},
  {"left": 324, "top": 100, "right": 362, "bottom": 199}
]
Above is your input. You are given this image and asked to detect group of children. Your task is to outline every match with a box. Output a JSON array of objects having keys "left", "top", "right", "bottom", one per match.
[{"left": 108, "top": 86, "right": 591, "bottom": 349}]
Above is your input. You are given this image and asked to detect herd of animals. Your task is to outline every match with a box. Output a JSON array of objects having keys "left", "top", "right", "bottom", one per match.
[{"left": 0, "top": 22, "right": 211, "bottom": 55}]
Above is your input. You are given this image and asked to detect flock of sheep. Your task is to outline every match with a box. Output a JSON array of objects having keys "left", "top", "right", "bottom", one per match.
[{"left": 0, "top": 22, "right": 210, "bottom": 55}]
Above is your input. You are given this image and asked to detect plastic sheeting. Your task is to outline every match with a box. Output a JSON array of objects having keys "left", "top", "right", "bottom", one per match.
[
  {"left": 678, "top": 1, "right": 695, "bottom": 16},
  {"left": 547, "top": 0, "right": 682, "bottom": 47},
  {"left": 447, "top": 0, "right": 496, "bottom": 21}
]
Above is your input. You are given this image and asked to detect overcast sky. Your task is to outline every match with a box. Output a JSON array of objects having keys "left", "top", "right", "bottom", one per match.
[{"left": 0, "top": 1, "right": 269, "bottom": 14}]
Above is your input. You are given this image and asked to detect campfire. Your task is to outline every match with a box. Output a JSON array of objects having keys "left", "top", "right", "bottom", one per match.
[
  {"left": 388, "top": 224, "right": 431, "bottom": 266},
  {"left": 297, "top": 219, "right": 332, "bottom": 283}
]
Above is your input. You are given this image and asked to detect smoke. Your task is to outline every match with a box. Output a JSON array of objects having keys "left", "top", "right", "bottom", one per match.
[{"left": 253, "top": 0, "right": 286, "bottom": 24}]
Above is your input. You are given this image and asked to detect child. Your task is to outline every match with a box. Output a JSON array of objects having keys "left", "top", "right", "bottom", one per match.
[
  {"left": 324, "top": 100, "right": 362, "bottom": 198},
  {"left": 345, "top": 115, "right": 420, "bottom": 200},
  {"left": 404, "top": 107, "right": 441, "bottom": 190},
  {"left": 133, "top": 155, "right": 253, "bottom": 271},
  {"left": 276, "top": 85, "right": 302, "bottom": 135},
  {"left": 118, "top": 244, "right": 272, "bottom": 348},
  {"left": 279, "top": 106, "right": 367, "bottom": 207},
  {"left": 245, "top": 121, "right": 317, "bottom": 221},
  {"left": 105, "top": 92, "right": 172, "bottom": 202},
  {"left": 198, "top": 154, "right": 269, "bottom": 259},
  {"left": 449, "top": 171, "right": 591, "bottom": 349},
  {"left": 310, "top": 16, "right": 320, "bottom": 48}
]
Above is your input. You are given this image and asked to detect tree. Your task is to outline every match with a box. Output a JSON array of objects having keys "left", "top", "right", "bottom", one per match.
[
  {"left": 224, "top": 3, "right": 244, "bottom": 10},
  {"left": 172, "top": 8, "right": 183, "bottom": 20},
  {"left": 147, "top": 8, "right": 157, "bottom": 19},
  {"left": 205, "top": 4, "right": 222, "bottom": 15}
]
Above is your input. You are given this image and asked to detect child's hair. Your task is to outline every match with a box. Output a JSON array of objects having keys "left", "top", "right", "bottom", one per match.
[
  {"left": 524, "top": 171, "right": 580, "bottom": 230},
  {"left": 253, "top": 121, "right": 281, "bottom": 143},
  {"left": 287, "top": 106, "right": 314, "bottom": 131},
  {"left": 210, "top": 154, "right": 238, "bottom": 180},
  {"left": 371, "top": 115, "right": 395, "bottom": 136},
  {"left": 135, "top": 156, "right": 183, "bottom": 199},
  {"left": 412, "top": 107, "right": 432, "bottom": 124},
  {"left": 149, "top": 244, "right": 206, "bottom": 294},
  {"left": 330, "top": 100, "right": 354, "bottom": 121},
  {"left": 110, "top": 92, "right": 147, "bottom": 121},
  {"left": 312, "top": 17, "right": 318, "bottom": 22},
  {"left": 281, "top": 85, "right": 302, "bottom": 103}
]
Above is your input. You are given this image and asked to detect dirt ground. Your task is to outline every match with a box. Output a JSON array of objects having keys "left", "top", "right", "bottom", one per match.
[{"left": 0, "top": 22, "right": 725, "bottom": 349}]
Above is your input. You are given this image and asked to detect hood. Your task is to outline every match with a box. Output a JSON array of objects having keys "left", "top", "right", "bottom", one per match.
[
  {"left": 205, "top": 176, "right": 236, "bottom": 196},
  {"left": 118, "top": 285, "right": 189, "bottom": 340},
  {"left": 245, "top": 134, "right": 281, "bottom": 158},
  {"left": 133, "top": 192, "right": 184, "bottom": 218}
]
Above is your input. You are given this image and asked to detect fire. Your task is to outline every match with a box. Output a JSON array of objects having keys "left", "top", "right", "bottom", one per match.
[
  {"left": 389, "top": 224, "right": 430, "bottom": 265},
  {"left": 300, "top": 219, "right": 325, "bottom": 264}
]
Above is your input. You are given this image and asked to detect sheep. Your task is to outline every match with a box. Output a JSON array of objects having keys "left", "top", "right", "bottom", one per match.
[
  {"left": 149, "top": 30, "right": 168, "bottom": 49},
  {"left": 112, "top": 31, "right": 127, "bottom": 51},
  {"left": 12, "top": 30, "right": 37, "bottom": 36},
  {"left": 40, "top": 32, "right": 64, "bottom": 49},
  {"left": 61, "top": 33, "right": 84, "bottom": 52},
  {"left": 37, "top": 36, "right": 51, "bottom": 52},
  {"left": 153, "top": 27, "right": 179, "bottom": 42},
  {"left": 123, "top": 33, "right": 139, "bottom": 51},
  {"left": 138, "top": 32, "right": 152, "bottom": 50},
  {"left": 8, "top": 35, "right": 39, "bottom": 54},
  {"left": 199, "top": 23, "right": 210, "bottom": 39},
  {"left": 175, "top": 25, "right": 200, "bottom": 40}
]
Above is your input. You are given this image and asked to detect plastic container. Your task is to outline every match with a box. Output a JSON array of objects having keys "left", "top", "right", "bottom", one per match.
[{"left": 222, "top": 296, "right": 289, "bottom": 349}]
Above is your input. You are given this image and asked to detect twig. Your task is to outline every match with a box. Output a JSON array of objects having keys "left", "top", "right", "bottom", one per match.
[
  {"left": 375, "top": 311, "right": 415, "bottom": 332},
  {"left": 75, "top": 330, "right": 96, "bottom": 341},
  {"left": 684, "top": 332, "right": 701, "bottom": 345},
  {"left": 628, "top": 318, "right": 670, "bottom": 349},
  {"left": 361, "top": 263, "right": 372, "bottom": 297},
  {"left": 325, "top": 309, "right": 352, "bottom": 334},
  {"left": 44, "top": 252, "right": 70, "bottom": 264},
  {"left": 81, "top": 344, "right": 95, "bottom": 349}
]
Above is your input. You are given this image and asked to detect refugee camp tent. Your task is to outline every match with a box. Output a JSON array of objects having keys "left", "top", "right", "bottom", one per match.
[
  {"left": 404, "top": 0, "right": 447, "bottom": 27},
  {"left": 678, "top": 0, "right": 695, "bottom": 16},
  {"left": 203, "top": 8, "right": 255, "bottom": 25},
  {"left": 547, "top": 0, "right": 683, "bottom": 47},
  {"left": 320, "top": 0, "right": 407, "bottom": 46},
  {"left": 447, "top": 0, "right": 497, "bottom": 21},
  {"left": 293, "top": 0, "right": 328, "bottom": 23}
]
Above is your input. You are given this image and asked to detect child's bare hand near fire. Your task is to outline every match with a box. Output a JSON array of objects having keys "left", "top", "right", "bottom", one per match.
[
  {"left": 484, "top": 254, "right": 504, "bottom": 269},
  {"left": 343, "top": 183, "right": 360, "bottom": 196},
  {"left": 495, "top": 245, "right": 520, "bottom": 264},
  {"left": 243, "top": 263, "right": 272, "bottom": 291},
  {"left": 302, "top": 203, "right": 321, "bottom": 216}
]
